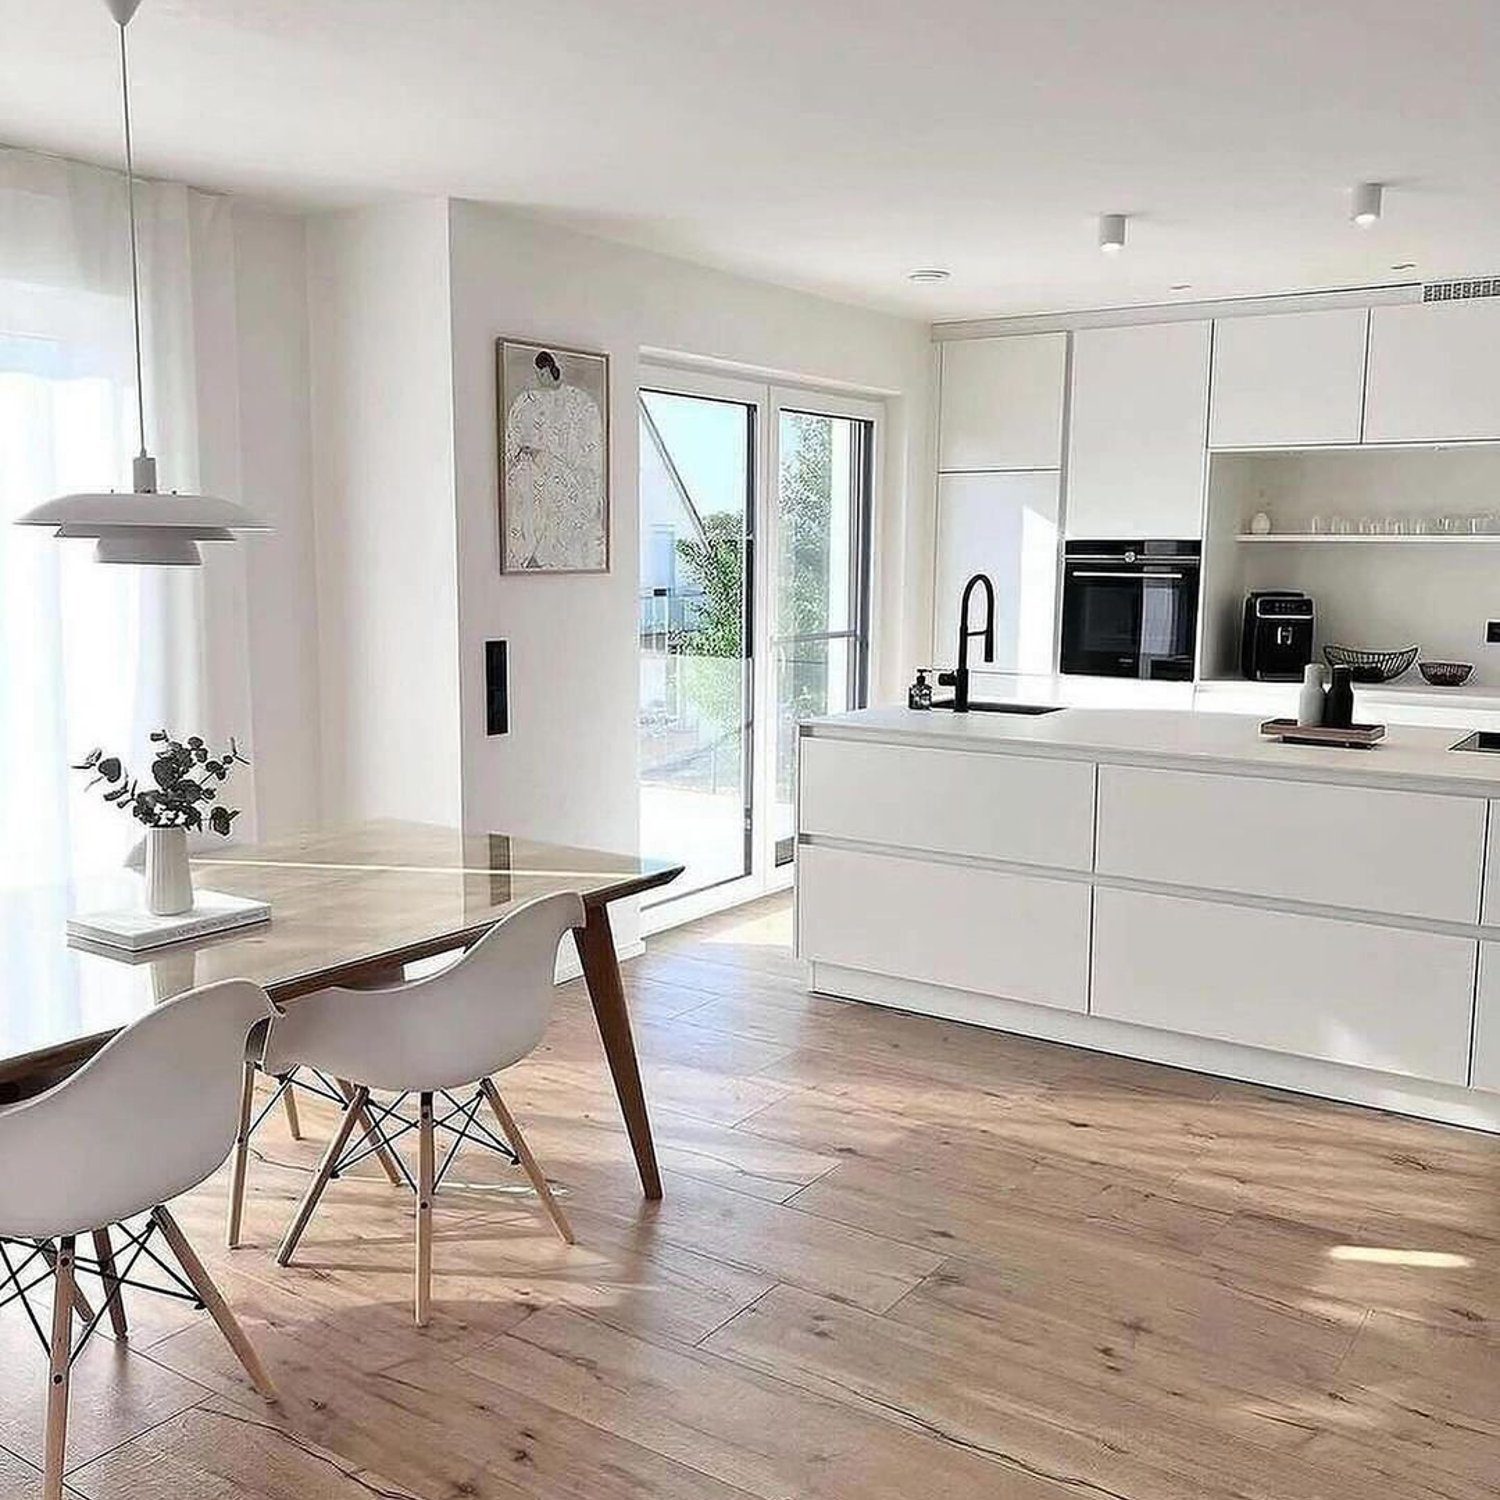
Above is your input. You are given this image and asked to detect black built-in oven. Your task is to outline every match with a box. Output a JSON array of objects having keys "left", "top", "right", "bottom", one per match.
[{"left": 1059, "top": 539, "right": 1201, "bottom": 680}]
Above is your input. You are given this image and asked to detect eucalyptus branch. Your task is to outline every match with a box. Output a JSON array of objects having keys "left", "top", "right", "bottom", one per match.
[{"left": 74, "top": 730, "right": 249, "bottom": 836}]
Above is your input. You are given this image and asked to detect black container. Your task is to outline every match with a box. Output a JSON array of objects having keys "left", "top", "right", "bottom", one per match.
[{"left": 1323, "top": 665, "right": 1355, "bottom": 729}]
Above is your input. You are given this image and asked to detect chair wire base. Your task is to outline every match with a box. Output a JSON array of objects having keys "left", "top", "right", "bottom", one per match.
[
  {"left": 328, "top": 1084, "right": 521, "bottom": 1195},
  {"left": 0, "top": 1217, "right": 201, "bottom": 1363}
]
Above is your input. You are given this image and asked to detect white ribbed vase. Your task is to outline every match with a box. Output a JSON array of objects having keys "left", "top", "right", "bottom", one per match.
[{"left": 144, "top": 826, "right": 193, "bottom": 916}]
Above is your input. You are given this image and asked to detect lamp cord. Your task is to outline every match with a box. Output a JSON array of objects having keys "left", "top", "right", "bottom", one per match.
[{"left": 118, "top": 20, "right": 147, "bottom": 462}]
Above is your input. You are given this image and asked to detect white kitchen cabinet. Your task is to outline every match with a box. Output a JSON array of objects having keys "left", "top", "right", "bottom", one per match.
[
  {"left": 1209, "top": 309, "right": 1368, "bottom": 449},
  {"left": 1363, "top": 300, "right": 1500, "bottom": 443},
  {"left": 933, "top": 471, "right": 1060, "bottom": 676},
  {"left": 938, "top": 334, "right": 1068, "bottom": 471},
  {"left": 1484, "top": 800, "right": 1500, "bottom": 927},
  {"left": 1475, "top": 943, "right": 1500, "bottom": 1092},
  {"left": 800, "top": 736, "right": 1095, "bottom": 870},
  {"left": 1066, "top": 321, "right": 1211, "bottom": 539},
  {"left": 1091, "top": 887, "right": 1475, "bottom": 1084},
  {"left": 1096, "top": 764, "right": 1485, "bottom": 924},
  {"left": 798, "top": 843, "right": 1091, "bottom": 1013}
]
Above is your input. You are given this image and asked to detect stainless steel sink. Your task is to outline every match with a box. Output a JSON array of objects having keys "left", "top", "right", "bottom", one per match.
[
  {"left": 930, "top": 700, "right": 1064, "bottom": 716},
  {"left": 1452, "top": 730, "right": 1500, "bottom": 753}
]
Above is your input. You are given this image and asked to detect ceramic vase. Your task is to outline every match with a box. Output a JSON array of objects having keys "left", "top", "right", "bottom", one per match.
[
  {"left": 1296, "top": 664, "right": 1327, "bottom": 727},
  {"left": 144, "top": 825, "right": 194, "bottom": 916}
]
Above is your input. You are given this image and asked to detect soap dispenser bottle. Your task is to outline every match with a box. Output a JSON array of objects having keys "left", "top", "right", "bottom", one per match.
[{"left": 908, "top": 668, "right": 933, "bottom": 711}]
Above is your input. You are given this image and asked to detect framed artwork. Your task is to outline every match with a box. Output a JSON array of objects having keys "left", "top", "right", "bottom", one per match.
[{"left": 496, "top": 337, "right": 610, "bottom": 573}]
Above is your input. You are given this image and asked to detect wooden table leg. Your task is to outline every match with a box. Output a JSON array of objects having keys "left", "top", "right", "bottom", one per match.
[{"left": 574, "top": 903, "right": 661, "bottom": 1201}]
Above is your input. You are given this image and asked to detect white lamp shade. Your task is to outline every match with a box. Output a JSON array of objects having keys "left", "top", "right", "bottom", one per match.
[{"left": 17, "top": 489, "right": 269, "bottom": 564}]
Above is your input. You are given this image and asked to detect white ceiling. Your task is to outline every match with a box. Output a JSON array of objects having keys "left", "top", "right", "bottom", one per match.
[{"left": 2, "top": 0, "right": 1498, "bottom": 320}]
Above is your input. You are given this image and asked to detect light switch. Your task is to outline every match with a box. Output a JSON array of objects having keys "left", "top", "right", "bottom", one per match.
[{"left": 485, "top": 640, "right": 509, "bottom": 735}]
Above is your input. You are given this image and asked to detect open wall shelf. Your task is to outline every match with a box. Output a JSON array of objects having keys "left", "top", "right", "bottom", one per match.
[{"left": 1236, "top": 533, "right": 1500, "bottom": 545}]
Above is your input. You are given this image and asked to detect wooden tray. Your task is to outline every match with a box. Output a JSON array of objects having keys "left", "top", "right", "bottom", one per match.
[{"left": 1260, "top": 718, "right": 1386, "bottom": 749}]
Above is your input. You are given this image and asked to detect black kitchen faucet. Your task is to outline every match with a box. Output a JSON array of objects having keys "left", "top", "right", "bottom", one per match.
[{"left": 938, "top": 573, "right": 995, "bottom": 712}]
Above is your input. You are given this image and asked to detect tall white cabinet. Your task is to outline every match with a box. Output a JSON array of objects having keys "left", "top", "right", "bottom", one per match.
[
  {"left": 933, "top": 335, "right": 1067, "bottom": 668},
  {"left": 1065, "top": 321, "right": 1211, "bottom": 539},
  {"left": 933, "top": 472, "right": 1060, "bottom": 674}
]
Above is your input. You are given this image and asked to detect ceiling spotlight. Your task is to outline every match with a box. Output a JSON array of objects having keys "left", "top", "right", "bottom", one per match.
[
  {"left": 1351, "top": 182, "right": 1383, "bottom": 227},
  {"left": 907, "top": 268, "right": 952, "bottom": 284},
  {"left": 1098, "top": 214, "right": 1127, "bottom": 255}
]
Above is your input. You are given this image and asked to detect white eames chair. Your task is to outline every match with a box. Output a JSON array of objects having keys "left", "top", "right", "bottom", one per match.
[
  {"left": 0, "top": 979, "right": 280, "bottom": 1500},
  {"left": 246, "top": 891, "right": 584, "bottom": 1326}
]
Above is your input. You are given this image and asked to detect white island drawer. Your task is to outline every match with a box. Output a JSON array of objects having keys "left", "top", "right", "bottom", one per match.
[
  {"left": 797, "top": 844, "right": 1090, "bottom": 1013},
  {"left": 1096, "top": 764, "right": 1484, "bottom": 923},
  {"left": 799, "top": 737, "right": 1095, "bottom": 870},
  {"left": 1092, "top": 888, "right": 1475, "bottom": 1084}
]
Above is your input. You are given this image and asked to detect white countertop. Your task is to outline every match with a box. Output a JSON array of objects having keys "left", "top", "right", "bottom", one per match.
[{"left": 804, "top": 704, "right": 1500, "bottom": 797}]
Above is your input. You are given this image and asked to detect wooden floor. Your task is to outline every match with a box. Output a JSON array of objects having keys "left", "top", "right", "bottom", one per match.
[{"left": 4, "top": 893, "right": 1499, "bottom": 1499}]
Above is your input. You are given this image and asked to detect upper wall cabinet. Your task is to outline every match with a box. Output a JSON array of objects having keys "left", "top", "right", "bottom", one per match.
[
  {"left": 938, "top": 333, "right": 1067, "bottom": 472},
  {"left": 1209, "top": 308, "right": 1368, "bottom": 449},
  {"left": 1066, "top": 321, "right": 1211, "bottom": 539},
  {"left": 1364, "top": 301, "right": 1500, "bottom": 443}
]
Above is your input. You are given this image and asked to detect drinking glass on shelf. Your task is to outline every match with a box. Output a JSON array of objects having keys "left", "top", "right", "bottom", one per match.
[
  {"left": 1358, "top": 518, "right": 1379, "bottom": 535},
  {"left": 1307, "top": 515, "right": 1326, "bottom": 535},
  {"left": 1330, "top": 517, "right": 1352, "bottom": 535}
]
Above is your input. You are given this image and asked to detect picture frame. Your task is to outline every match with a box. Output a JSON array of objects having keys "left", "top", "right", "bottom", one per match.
[{"left": 496, "top": 337, "right": 611, "bottom": 574}]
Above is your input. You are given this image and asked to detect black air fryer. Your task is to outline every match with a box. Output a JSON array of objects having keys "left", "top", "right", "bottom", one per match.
[{"left": 1241, "top": 591, "right": 1315, "bottom": 681}]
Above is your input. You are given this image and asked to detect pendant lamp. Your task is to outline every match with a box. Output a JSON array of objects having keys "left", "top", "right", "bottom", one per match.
[{"left": 16, "top": 0, "right": 269, "bottom": 565}]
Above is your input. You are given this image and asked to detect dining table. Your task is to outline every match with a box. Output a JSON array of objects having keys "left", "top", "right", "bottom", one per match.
[{"left": 0, "top": 820, "right": 682, "bottom": 1199}]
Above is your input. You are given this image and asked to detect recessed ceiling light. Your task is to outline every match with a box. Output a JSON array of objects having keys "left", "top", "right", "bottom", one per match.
[
  {"left": 1351, "top": 182, "right": 1383, "bottom": 227},
  {"left": 906, "top": 268, "right": 951, "bottom": 284},
  {"left": 1098, "top": 214, "right": 1127, "bottom": 255}
]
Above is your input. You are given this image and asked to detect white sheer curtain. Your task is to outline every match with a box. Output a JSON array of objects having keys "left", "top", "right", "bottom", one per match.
[{"left": 0, "top": 147, "right": 253, "bottom": 888}]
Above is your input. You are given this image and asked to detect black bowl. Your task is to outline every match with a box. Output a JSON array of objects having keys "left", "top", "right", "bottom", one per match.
[{"left": 1323, "top": 644, "right": 1419, "bottom": 683}]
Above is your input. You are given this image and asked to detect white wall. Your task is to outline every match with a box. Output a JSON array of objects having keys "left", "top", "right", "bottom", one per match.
[
  {"left": 306, "top": 201, "right": 463, "bottom": 824},
  {"left": 444, "top": 200, "right": 932, "bottom": 873},
  {"left": 231, "top": 204, "right": 322, "bottom": 834}
]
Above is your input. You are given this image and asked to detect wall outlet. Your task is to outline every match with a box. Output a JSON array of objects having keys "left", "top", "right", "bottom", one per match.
[
  {"left": 485, "top": 640, "right": 509, "bottom": 735},
  {"left": 1488, "top": 622, "right": 1500, "bottom": 645}
]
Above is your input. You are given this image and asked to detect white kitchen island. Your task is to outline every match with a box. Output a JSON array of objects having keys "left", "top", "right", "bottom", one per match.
[{"left": 796, "top": 705, "right": 1500, "bottom": 1131}]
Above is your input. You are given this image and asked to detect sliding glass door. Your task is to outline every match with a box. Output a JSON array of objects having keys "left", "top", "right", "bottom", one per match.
[
  {"left": 638, "top": 370, "right": 877, "bottom": 919},
  {"left": 637, "top": 386, "right": 755, "bottom": 904}
]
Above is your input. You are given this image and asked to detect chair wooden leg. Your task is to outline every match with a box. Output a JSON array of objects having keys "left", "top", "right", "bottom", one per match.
[
  {"left": 43, "top": 1235, "right": 74, "bottom": 1500},
  {"left": 276, "top": 1089, "right": 366, "bottom": 1267},
  {"left": 279, "top": 1076, "right": 303, "bottom": 1141},
  {"left": 91, "top": 1228, "right": 129, "bottom": 1339},
  {"left": 415, "top": 1091, "right": 434, "bottom": 1327},
  {"left": 479, "top": 1078, "right": 575, "bottom": 1245},
  {"left": 151, "top": 1207, "right": 278, "bottom": 1404},
  {"left": 226, "top": 1060, "right": 256, "bottom": 1249},
  {"left": 38, "top": 1239, "right": 95, "bottom": 1324},
  {"left": 336, "top": 1077, "right": 403, "bottom": 1186}
]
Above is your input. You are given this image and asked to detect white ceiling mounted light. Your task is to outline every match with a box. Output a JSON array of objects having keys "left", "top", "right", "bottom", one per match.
[
  {"left": 906, "top": 268, "right": 952, "bottom": 284},
  {"left": 1351, "top": 182, "right": 1384, "bottom": 228},
  {"left": 16, "top": 0, "right": 269, "bottom": 566},
  {"left": 1098, "top": 214, "right": 1127, "bottom": 255}
]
